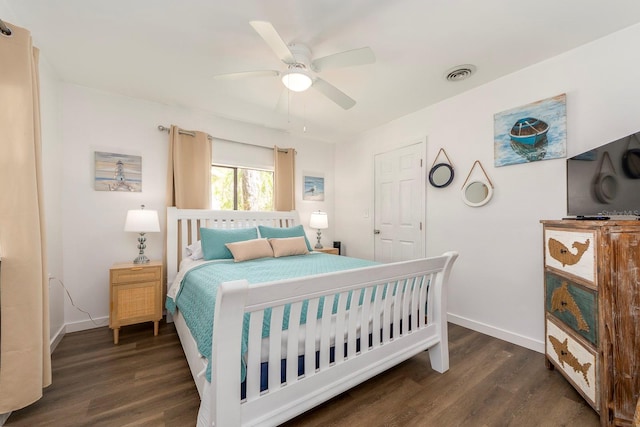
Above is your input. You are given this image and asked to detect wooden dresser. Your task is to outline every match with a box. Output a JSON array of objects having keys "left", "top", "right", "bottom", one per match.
[{"left": 541, "top": 220, "right": 640, "bottom": 426}]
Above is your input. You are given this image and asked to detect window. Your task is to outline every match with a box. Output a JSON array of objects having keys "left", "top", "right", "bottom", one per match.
[{"left": 211, "top": 165, "right": 273, "bottom": 211}]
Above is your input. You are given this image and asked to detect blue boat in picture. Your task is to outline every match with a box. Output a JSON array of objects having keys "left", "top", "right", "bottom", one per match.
[{"left": 509, "top": 117, "right": 550, "bottom": 145}]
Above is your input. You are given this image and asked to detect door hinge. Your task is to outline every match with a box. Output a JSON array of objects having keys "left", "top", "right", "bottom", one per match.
[
  {"left": 420, "top": 222, "right": 423, "bottom": 231},
  {"left": 420, "top": 159, "right": 423, "bottom": 167}
]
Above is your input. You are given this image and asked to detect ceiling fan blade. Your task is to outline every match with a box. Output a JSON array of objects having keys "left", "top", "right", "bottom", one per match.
[
  {"left": 249, "top": 21, "right": 295, "bottom": 64},
  {"left": 311, "top": 47, "right": 375, "bottom": 72},
  {"left": 212, "top": 70, "right": 279, "bottom": 80},
  {"left": 312, "top": 78, "right": 356, "bottom": 110}
]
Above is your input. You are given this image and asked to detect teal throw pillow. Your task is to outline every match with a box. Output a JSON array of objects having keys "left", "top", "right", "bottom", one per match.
[
  {"left": 200, "top": 227, "right": 259, "bottom": 260},
  {"left": 257, "top": 225, "right": 312, "bottom": 251}
]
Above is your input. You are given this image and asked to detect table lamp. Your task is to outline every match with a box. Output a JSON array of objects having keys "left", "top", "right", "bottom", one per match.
[
  {"left": 309, "top": 211, "right": 328, "bottom": 249},
  {"left": 124, "top": 205, "right": 160, "bottom": 264}
]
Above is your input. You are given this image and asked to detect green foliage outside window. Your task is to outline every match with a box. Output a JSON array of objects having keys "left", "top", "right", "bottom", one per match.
[{"left": 211, "top": 165, "right": 273, "bottom": 211}]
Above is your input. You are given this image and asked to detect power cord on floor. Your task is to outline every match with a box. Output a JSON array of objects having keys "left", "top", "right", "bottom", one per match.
[{"left": 49, "top": 275, "right": 109, "bottom": 327}]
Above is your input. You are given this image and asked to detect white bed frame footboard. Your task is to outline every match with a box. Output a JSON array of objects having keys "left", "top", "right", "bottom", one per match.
[{"left": 166, "top": 207, "right": 458, "bottom": 427}]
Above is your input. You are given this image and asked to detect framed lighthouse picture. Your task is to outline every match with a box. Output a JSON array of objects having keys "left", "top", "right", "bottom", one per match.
[{"left": 94, "top": 151, "right": 142, "bottom": 192}]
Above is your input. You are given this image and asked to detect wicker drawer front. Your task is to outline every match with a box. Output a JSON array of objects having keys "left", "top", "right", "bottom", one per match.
[
  {"left": 111, "top": 281, "right": 161, "bottom": 327},
  {"left": 117, "top": 284, "right": 157, "bottom": 319},
  {"left": 111, "top": 266, "right": 161, "bottom": 284},
  {"left": 544, "top": 228, "right": 595, "bottom": 286},
  {"left": 546, "top": 316, "right": 598, "bottom": 407},
  {"left": 545, "top": 272, "right": 598, "bottom": 346}
]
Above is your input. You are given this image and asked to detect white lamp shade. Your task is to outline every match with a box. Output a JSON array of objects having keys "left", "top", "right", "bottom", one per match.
[
  {"left": 282, "top": 69, "right": 313, "bottom": 92},
  {"left": 124, "top": 208, "right": 160, "bottom": 233},
  {"left": 309, "top": 211, "right": 328, "bottom": 229}
]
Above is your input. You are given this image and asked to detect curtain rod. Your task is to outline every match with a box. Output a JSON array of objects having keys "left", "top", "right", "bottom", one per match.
[
  {"left": 0, "top": 19, "right": 12, "bottom": 36},
  {"left": 157, "top": 125, "right": 291, "bottom": 153},
  {"left": 157, "top": 125, "right": 213, "bottom": 141}
]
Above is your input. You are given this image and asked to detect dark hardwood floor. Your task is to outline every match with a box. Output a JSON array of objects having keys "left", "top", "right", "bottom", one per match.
[{"left": 7, "top": 322, "right": 599, "bottom": 426}]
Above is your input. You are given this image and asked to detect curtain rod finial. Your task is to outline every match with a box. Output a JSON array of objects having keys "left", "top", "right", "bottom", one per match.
[{"left": 0, "top": 18, "right": 13, "bottom": 36}]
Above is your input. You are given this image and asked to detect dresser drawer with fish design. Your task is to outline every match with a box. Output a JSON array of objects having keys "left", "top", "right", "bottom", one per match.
[
  {"left": 544, "top": 227, "right": 596, "bottom": 286},
  {"left": 545, "top": 272, "right": 597, "bottom": 346},
  {"left": 546, "top": 315, "right": 598, "bottom": 408}
]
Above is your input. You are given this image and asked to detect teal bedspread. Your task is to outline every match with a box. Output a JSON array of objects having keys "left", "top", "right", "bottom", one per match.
[{"left": 165, "top": 253, "right": 377, "bottom": 382}]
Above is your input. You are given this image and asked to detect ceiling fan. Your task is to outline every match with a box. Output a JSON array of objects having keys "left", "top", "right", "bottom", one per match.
[{"left": 213, "top": 21, "right": 376, "bottom": 110}]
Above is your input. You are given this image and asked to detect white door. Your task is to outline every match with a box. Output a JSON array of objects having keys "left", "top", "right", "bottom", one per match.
[{"left": 374, "top": 142, "right": 425, "bottom": 262}]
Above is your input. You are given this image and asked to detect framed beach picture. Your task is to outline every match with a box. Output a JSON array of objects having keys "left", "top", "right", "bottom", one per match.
[
  {"left": 303, "top": 175, "right": 325, "bottom": 201},
  {"left": 494, "top": 93, "right": 567, "bottom": 167},
  {"left": 94, "top": 151, "right": 142, "bottom": 192}
]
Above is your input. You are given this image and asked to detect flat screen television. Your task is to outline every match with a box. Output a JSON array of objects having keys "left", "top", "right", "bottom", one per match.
[{"left": 566, "top": 130, "right": 640, "bottom": 217}]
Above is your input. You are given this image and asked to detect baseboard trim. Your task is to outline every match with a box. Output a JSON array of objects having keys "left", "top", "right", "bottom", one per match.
[
  {"left": 64, "top": 316, "right": 109, "bottom": 333},
  {"left": 0, "top": 412, "right": 11, "bottom": 426},
  {"left": 448, "top": 312, "right": 544, "bottom": 353},
  {"left": 56, "top": 314, "right": 544, "bottom": 355},
  {"left": 49, "top": 323, "right": 66, "bottom": 353}
]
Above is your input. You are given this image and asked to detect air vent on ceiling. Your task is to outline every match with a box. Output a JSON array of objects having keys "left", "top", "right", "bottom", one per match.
[{"left": 444, "top": 64, "right": 476, "bottom": 82}]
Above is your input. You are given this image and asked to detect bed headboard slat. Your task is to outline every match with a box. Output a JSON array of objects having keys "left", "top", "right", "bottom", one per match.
[{"left": 166, "top": 207, "right": 301, "bottom": 286}]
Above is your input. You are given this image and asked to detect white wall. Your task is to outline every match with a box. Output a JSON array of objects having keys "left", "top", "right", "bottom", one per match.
[
  {"left": 335, "top": 23, "right": 640, "bottom": 352},
  {"left": 60, "top": 85, "right": 335, "bottom": 331},
  {"left": 39, "top": 55, "right": 65, "bottom": 346}
]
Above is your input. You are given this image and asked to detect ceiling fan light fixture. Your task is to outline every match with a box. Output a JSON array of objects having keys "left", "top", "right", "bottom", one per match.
[{"left": 281, "top": 68, "right": 313, "bottom": 92}]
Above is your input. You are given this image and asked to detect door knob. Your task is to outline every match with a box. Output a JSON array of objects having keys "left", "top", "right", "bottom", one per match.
[{"left": 373, "top": 229, "right": 380, "bottom": 235}]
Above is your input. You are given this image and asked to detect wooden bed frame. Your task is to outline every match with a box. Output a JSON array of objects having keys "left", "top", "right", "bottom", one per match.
[{"left": 166, "top": 207, "right": 458, "bottom": 427}]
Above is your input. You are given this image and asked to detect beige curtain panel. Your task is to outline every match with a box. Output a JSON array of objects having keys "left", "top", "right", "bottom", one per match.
[
  {"left": 166, "top": 125, "right": 212, "bottom": 209},
  {"left": 274, "top": 146, "right": 296, "bottom": 211},
  {"left": 0, "top": 21, "right": 52, "bottom": 412}
]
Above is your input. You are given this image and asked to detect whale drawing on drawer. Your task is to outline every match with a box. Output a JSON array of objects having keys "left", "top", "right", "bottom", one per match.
[
  {"left": 544, "top": 228, "right": 596, "bottom": 285},
  {"left": 548, "top": 237, "right": 590, "bottom": 266}
]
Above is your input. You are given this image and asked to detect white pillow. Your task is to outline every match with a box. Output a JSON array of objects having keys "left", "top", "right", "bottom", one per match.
[
  {"left": 225, "top": 238, "right": 274, "bottom": 262},
  {"left": 185, "top": 240, "right": 203, "bottom": 260}
]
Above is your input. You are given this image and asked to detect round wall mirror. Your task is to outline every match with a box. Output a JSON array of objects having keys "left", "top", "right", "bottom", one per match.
[
  {"left": 462, "top": 180, "right": 493, "bottom": 207},
  {"left": 592, "top": 151, "right": 618, "bottom": 203},
  {"left": 593, "top": 172, "right": 617, "bottom": 204},
  {"left": 622, "top": 148, "right": 640, "bottom": 179},
  {"left": 428, "top": 163, "right": 454, "bottom": 188}
]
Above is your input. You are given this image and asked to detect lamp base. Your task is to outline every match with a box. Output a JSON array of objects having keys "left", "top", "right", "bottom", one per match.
[
  {"left": 315, "top": 229, "right": 323, "bottom": 249},
  {"left": 133, "top": 254, "right": 150, "bottom": 264}
]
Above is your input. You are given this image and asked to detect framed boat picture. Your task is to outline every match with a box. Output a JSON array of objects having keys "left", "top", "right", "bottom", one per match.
[{"left": 494, "top": 93, "right": 567, "bottom": 167}]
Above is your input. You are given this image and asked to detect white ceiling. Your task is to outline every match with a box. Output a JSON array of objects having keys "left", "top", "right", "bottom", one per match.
[{"left": 6, "top": 0, "right": 640, "bottom": 142}]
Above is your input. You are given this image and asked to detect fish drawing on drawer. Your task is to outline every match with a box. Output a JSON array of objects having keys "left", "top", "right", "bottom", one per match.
[
  {"left": 548, "top": 335, "right": 592, "bottom": 386},
  {"left": 548, "top": 238, "right": 590, "bottom": 266},
  {"left": 551, "top": 282, "right": 590, "bottom": 332}
]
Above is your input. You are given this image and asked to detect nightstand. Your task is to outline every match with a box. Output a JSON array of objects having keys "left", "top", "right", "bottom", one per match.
[
  {"left": 315, "top": 247, "right": 339, "bottom": 255},
  {"left": 109, "top": 261, "right": 163, "bottom": 344}
]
